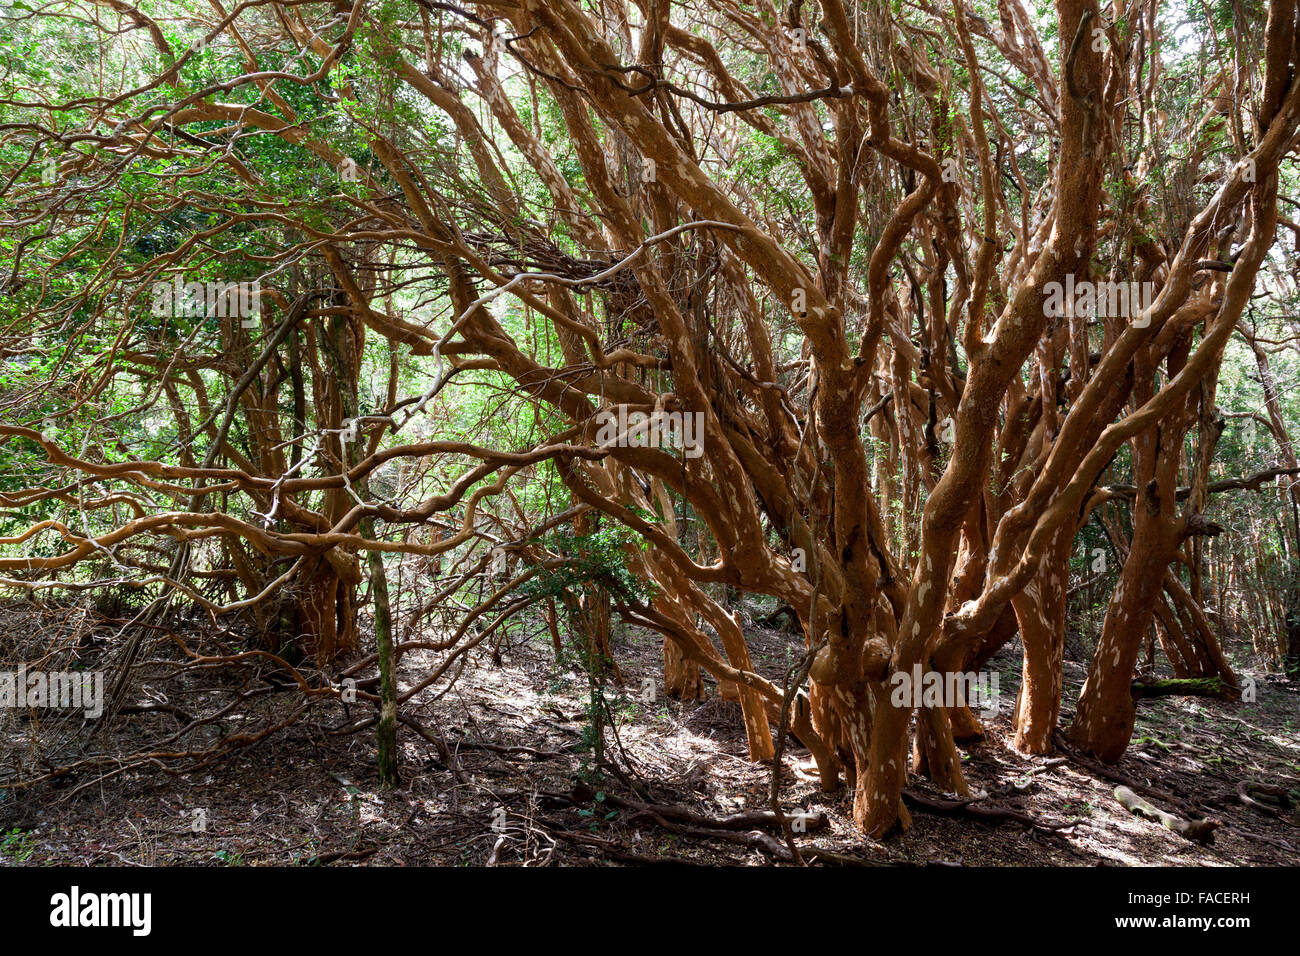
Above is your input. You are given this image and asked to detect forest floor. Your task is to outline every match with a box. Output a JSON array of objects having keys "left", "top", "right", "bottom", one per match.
[{"left": 2, "top": 610, "right": 1298, "bottom": 867}]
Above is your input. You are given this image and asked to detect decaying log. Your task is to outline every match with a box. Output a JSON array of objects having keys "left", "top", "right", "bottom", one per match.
[
  {"left": 1114, "top": 785, "right": 1221, "bottom": 844},
  {"left": 1130, "top": 677, "right": 1234, "bottom": 699}
]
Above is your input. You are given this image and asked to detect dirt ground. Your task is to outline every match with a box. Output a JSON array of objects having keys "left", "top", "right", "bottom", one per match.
[{"left": 2, "top": 610, "right": 1297, "bottom": 867}]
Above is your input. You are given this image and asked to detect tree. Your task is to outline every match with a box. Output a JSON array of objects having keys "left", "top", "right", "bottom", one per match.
[{"left": 2, "top": 0, "right": 1299, "bottom": 838}]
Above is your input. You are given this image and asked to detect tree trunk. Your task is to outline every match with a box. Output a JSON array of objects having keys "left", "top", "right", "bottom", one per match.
[
  {"left": 663, "top": 637, "right": 705, "bottom": 701},
  {"left": 362, "top": 516, "right": 400, "bottom": 788},
  {"left": 1011, "top": 528, "right": 1071, "bottom": 753}
]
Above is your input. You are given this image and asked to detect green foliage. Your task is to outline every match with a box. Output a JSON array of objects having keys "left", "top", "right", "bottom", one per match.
[
  {"left": 0, "top": 827, "right": 35, "bottom": 862},
  {"left": 521, "top": 520, "right": 657, "bottom": 607}
]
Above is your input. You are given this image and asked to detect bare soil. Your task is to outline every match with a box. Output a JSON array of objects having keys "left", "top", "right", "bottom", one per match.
[{"left": 2, "top": 609, "right": 1297, "bottom": 867}]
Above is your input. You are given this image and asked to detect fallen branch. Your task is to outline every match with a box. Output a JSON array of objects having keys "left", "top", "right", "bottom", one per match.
[
  {"left": 1131, "top": 677, "right": 1235, "bottom": 700},
  {"left": 1054, "top": 731, "right": 1209, "bottom": 820},
  {"left": 634, "top": 815, "right": 882, "bottom": 866},
  {"left": 1114, "top": 785, "right": 1221, "bottom": 844},
  {"left": 573, "top": 784, "right": 827, "bottom": 832},
  {"left": 1231, "top": 780, "right": 1295, "bottom": 821},
  {"left": 901, "top": 789, "right": 1073, "bottom": 832}
]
